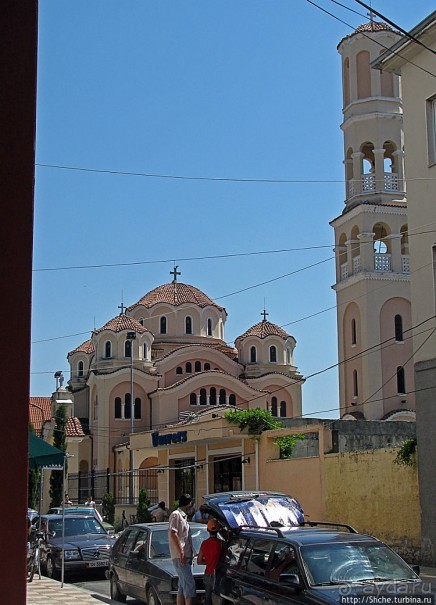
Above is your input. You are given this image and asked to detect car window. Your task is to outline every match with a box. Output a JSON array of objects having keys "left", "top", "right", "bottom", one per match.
[
  {"left": 240, "top": 538, "right": 275, "bottom": 577},
  {"left": 222, "top": 537, "right": 250, "bottom": 569},
  {"left": 301, "top": 542, "right": 417, "bottom": 586},
  {"left": 120, "top": 529, "right": 140, "bottom": 555},
  {"left": 150, "top": 529, "right": 170, "bottom": 559},
  {"left": 131, "top": 530, "right": 148, "bottom": 558},
  {"left": 190, "top": 526, "right": 210, "bottom": 554},
  {"left": 268, "top": 542, "right": 299, "bottom": 582}
]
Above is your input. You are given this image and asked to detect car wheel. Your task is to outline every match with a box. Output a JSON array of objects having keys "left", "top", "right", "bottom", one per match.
[
  {"left": 110, "top": 575, "right": 127, "bottom": 603},
  {"left": 147, "top": 586, "right": 161, "bottom": 605},
  {"left": 46, "top": 556, "right": 59, "bottom": 580}
]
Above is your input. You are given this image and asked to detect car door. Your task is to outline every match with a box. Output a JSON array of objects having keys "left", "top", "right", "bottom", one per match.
[
  {"left": 125, "top": 529, "right": 150, "bottom": 600},
  {"left": 220, "top": 537, "right": 275, "bottom": 605},
  {"left": 111, "top": 528, "right": 140, "bottom": 594},
  {"left": 263, "top": 542, "right": 307, "bottom": 605}
]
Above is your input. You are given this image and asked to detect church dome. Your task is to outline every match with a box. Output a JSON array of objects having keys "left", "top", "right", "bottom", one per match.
[
  {"left": 235, "top": 320, "right": 291, "bottom": 343},
  {"left": 129, "top": 282, "right": 226, "bottom": 313},
  {"left": 93, "top": 314, "right": 150, "bottom": 334}
]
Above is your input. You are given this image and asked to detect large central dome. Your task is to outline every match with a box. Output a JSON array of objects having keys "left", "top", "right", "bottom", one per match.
[{"left": 129, "top": 282, "right": 226, "bottom": 313}]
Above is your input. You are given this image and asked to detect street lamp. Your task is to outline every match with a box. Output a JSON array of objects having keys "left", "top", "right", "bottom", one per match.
[{"left": 126, "top": 331, "right": 136, "bottom": 503}]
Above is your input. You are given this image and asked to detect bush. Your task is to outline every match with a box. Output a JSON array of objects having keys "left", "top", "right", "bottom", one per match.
[
  {"left": 102, "top": 492, "right": 115, "bottom": 525},
  {"left": 137, "top": 488, "right": 152, "bottom": 523},
  {"left": 224, "top": 408, "right": 282, "bottom": 436},
  {"left": 274, "top": 434, "right": 305, "bottom": 459}
]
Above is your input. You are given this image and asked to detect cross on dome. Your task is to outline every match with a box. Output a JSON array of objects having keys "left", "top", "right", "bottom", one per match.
[
  {"left": 118, "top": 302, "right": 126, "bottom": 315},
  {"left": 261, "top": 308, "right": 269, "bottom": 322},
  {"left": 170, "top": 265, "right": 181, "bottom": 283}
]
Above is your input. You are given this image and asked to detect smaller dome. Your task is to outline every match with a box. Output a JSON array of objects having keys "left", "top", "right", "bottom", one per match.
[
  {"left": 93, "top": 314, "right": 150, "bottom": 335},
  {"left": 129, "top": 282, "right": 226, "bottom": 313},
  {"left": 354, "top": 21, "right": 393, "bottom": 34},
  {"left": 236, "top": 320, "right": 291, "bottom": 343},
  {"left": 68, "top": 339, "right": 95, "bottom": 357}
]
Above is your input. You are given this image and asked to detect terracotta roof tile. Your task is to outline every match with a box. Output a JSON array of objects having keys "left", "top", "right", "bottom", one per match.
[
  {"left": 236, "top": 321, "right": 291, "bottom": 342},
  {"left": 129, "top": 282, "right": 226, "bottom": 313},
  {"left": 66, "top": 416, "right": 85, "bottom": 437},
  {"left": 68, "top": 339, "right": 95, "bottom": 357},
  {"left": 29, "top": 397, "right": 51, "bottom": 437},
  {"left": 93, "top": 314, "right": 150, "bottom": 335},
  {"left": 354, "top": 21, "right": 393, "bottom": 34}
]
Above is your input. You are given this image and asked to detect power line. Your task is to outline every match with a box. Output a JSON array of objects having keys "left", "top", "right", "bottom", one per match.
[{"left": 305, "top": 0, "right": 436, "bottom": 78}]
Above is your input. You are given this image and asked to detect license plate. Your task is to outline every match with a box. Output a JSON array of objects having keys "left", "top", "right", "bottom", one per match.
[{"left": 87, "top": 560, "right": 107, "bottom": 568}]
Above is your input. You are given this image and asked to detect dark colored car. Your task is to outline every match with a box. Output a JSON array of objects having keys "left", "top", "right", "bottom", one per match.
[
  {"left": 107, "top": 522, "right": 209, "bottom": 604},
  {"left": 34, "top": 514, "right": 116, "bottom": 579},
  {"left": 201, "top": 492, "right": 427, "bottom": 605}
]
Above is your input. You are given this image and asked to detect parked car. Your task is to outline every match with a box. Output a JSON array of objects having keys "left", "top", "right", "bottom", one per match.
[
  {"left": 27, "top": 508, "right": 38, "bottom": 522},
  {"left": 107, "top": 522, "right": 209, "bottom": 604},
  {"left": 47, "top": 505, "right": 103, "bottom": 523},
  {"left": 34, "top": 514, "right": 116, "bottom": 579},
  {"left": 200, "top": 491, "right": 427, "bottom": 605}
]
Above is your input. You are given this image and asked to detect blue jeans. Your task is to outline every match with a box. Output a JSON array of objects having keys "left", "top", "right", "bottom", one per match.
[
  {"left": 172, "top": 558, "right": 196, "bottom": 598},
  {"left": 203, "top": 573, "right": 215, "bottom": 605}
]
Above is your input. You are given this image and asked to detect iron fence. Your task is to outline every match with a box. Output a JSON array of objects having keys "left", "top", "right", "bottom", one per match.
[{"left": 67, "top": 468, "right": 158, "bottom": 506}]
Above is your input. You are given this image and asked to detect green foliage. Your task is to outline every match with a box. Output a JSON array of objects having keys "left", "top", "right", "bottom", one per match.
[
  {"left": 49, "top": 404, "right": 67, "bottom": 508},
  {"left": 224, "top": 408, "right": 283, "bottom": 436},
  {"left": 394, "top": 437, "right": 417, "bottom": 467},
  {"left": 102, "top": 492, "right": 115, "bottom": 525},
  {"left": 137, "top": 488, "right": 152, "bottom": 523},
  {"left": 274, "top": 434, "right": 305, "bottom": 459}
]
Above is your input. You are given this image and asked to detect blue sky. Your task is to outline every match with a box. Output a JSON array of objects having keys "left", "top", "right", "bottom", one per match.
[{"left": 32, "top": 1, "right": 434, "bottom": 419}]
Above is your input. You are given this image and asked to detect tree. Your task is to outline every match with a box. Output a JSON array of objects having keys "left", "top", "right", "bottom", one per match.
[
  {"left": 274, "top": 434, "right": 305, "bottom": 459},
  {"left": 49, "top": 404, "right": 67, "bottom": 508},
  {"left": 224, "top": 408, "right": 282, "bottom": 437},
  {"left": 137, "top": 488, "right": 152, "bottom": 523},
  {"left": 28, "top": 422, "right": 41, "bottom": 509},
  {"left": 102, "top": 492, "right": 115, "bottom": 525}
]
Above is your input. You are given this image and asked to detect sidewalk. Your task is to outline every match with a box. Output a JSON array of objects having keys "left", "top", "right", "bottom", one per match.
[{"left": 27, "top": 576, "right": 110, "bottom": 605}]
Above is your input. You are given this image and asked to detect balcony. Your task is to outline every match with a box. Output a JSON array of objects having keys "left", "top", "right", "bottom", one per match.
[
  {"left": 347, "top": 172, "right": 400, "bottom": 199},
  {"left": 374, "top": 253, "right": 391, "bottom": 271}
]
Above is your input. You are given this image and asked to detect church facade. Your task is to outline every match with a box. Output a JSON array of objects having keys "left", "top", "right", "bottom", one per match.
[{"left": 66, "top": 269, "right": 304, "bottom": 503}]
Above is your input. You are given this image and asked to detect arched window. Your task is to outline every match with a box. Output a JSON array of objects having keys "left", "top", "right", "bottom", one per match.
[
  {"left": 397, "top": 366, "right": 406, "bottom": 394},
  {"left": 105, "top": 341, "right": 112, "bottom": 358},
  {"left": 77, "top": 361, "right": 84, "bottom": 377},
  {"left": 357, "top": 50, "right": 371, "bottom": 99},
  {"left": 124, "top": 340, "right": 132, "bottom": 358},
  {"left": 353, "top": 370, "right": 359, "bottom": 397},
  {"left": 250, "top": 346, "right": 257, "bottom": 363},
  {"left": 185, "top": 316, "right": 192, "bottom": 334},
  {"left": 229, "top": 394, "right": 236, "bottom": 406},
  {"left": 271, "top": 397, "right": 278, "bottom": 417},
  {"left": 395, "top": 314, "right": 403, "bottom": 342},
  {"left": 195, "top": 361, "right": 201, "bottom": 372},
  {"left": 204, "top": 363, "right": 210, "bottom": 371},
  {"left": 134, "top": 397, "right": 141, "bottom": 419},
  {"left": 219, "top": 389, "right": 226, "bottom": 405},
  {"left": 210, "top": 387, "right": 217, "bottom": 405},
  {"left": 124, "top": 393, "right": 131, "bottom": 419},
  {"left": 143, "top": 343, "right": 148, "bottom": 360},
  {"left": 115, "top": 397, "right": 122, "bottom": 419},
  {"left": 280, "top": 401, "right": 287, "bottom": 417},
  {"left": 185, "top": 362, "right": 192, "bottom": 373},
  {"left": 343, "top": 57, "right": 350, "bottom": 107},
  {"left": 139, "top": 318, "right": 144, "bottom": 326},
  {"left": 190, "top": 393, "right": 197, "bottom": 406},
  {"left": 160, "top": 316, "right": 167, "bottom": 335},
  {"left": 200, "top": 388, "right": 207, "bottom": 405},
  {"left": 207, "top": 318, "right": 213, "bottom": 336},
  {"left": 269, "top": 346, "right": 277, "bottom": 363},
  {"left": 351, "top": 319, "right": 357, "bottom": 345},
  {"left": 176, "top": 366, "right": 183, "bottom": 375}
]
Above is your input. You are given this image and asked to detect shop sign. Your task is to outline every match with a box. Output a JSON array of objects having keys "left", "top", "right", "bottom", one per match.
[{"left": 152, "top": 431, "right": 187, "bottom": 447}]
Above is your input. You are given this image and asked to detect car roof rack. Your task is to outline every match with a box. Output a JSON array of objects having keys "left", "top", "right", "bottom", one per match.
[
  {"left": 236, "top": 524, "right": 287, "bottom": 538},
  {"left": 300, "top": 521, "right": 358, "bottom": 533}
]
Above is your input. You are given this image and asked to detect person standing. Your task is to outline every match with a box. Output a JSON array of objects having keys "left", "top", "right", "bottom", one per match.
[
  {"left": 197, "top": 519, "right": 223, "bottom": 605},
  {"left": 169, "top": 494, "right": 196, "bottom": 605},
  {"left": 84, "top": 495, "right": 95, "bottom": 507},
  {"left": 152, "top": 501, "right": 169, "bottom": 522}
]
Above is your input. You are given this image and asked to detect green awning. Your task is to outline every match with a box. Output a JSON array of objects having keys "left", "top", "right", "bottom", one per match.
[{"left": 28, "top": 432, "right": 64, "bottom": 469}]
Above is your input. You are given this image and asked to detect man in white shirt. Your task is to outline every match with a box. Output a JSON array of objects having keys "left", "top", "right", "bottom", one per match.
[{"left": 169, "top": 494, "right": 196, "bottom": 605}]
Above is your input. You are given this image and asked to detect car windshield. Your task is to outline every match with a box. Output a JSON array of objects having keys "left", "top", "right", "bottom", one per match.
[
  {"left": 49, "top": 517, "right": 107, "bottom": 537},
  {"left": 149, "top": 526, "right": 209, "bottom": 559},
  {"left": 301, "top": 542, "right": 418, "bottom": 586}
]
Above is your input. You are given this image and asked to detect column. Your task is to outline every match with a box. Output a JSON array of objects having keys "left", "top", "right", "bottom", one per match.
[
  {"left": 334, "top": 245, "right": 347, "bottom": 282},
  {"left": 351, "top": 152, "right": 364, "bottom": 196},
  {"left": 392, "top": 149, "right": 405, "bottom": 192},
  {"left": 373, "top": 148, "right": 385, "bottom": 193},
  {"left": 357, "top": 232, "right": 375, "bottom": 272},
  {"left": 389, "top": 233, "right": 403, "bottom": 273}
]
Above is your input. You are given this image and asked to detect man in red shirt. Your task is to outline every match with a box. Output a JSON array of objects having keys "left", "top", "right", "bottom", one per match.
[{"left": 197, "top": 519, "right": 223, "bottom": 605}]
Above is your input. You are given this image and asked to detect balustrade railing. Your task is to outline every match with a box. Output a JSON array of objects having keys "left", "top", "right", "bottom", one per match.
[{"left": 374, "top": 253, "right": 391, "bottom": 272}]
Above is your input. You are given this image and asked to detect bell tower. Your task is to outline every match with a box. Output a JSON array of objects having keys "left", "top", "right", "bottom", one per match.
[{"left": 331, "top": 22, "right": 415, "bottom": 420}]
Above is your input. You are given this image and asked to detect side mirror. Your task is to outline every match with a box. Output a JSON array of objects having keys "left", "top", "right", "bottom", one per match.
[{"left": 279, "top": 573, "right": 302, "bottom": 588}]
